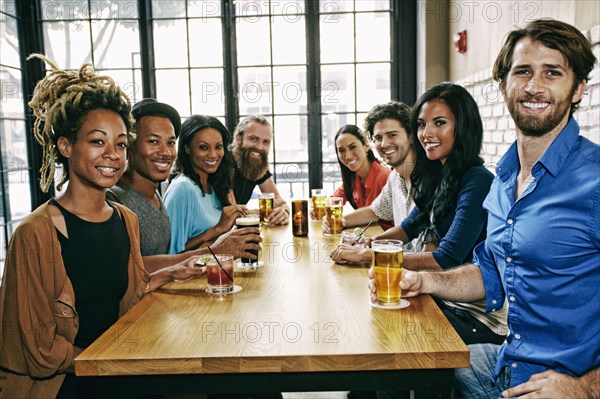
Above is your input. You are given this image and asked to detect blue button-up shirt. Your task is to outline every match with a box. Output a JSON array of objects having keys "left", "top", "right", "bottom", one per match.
[{"left": 474, "top": 117, "right": 600, "bottom": 387}]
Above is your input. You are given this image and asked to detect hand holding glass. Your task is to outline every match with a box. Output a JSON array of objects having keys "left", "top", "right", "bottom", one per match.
[
  {"left": 235, "top": 215, "right": 261, "bottom": 268},
  {"left": 258, "top": 193, "right": 275, "bottom": 224}
]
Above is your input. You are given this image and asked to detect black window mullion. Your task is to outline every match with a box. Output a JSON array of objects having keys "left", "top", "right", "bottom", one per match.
[
  {"left": 391, "top": 0, "right": 417, "bottom": 105},
  {"left": 222, "top": 0, "right": 239, "bottom": 133},
  {"left": 138, "top": 0, "right": 156, "bottom": 98},
  {"left": 17, "top": 0, "right": 50, "bottom": 209},
  {"left": 305, "top": 0, "right": 322, "bottom": 191}
]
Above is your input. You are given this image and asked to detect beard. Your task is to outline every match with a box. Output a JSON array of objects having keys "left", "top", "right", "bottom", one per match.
[
  {"left": 506, "top": 87, "right": 575, "bottom": 137},
  {"left": 233, "top": 145, "right": 270, "bottom": 182}
]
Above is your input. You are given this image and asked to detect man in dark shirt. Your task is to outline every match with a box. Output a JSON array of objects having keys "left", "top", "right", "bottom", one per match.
[{"left": 232, "top": 115, "right": 289, "bottom": 226}]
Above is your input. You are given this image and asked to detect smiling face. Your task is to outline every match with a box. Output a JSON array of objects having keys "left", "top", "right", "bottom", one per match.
[
  {"left": 240, "top": 121, "right": 271, "bottom": 163},
  {"left": 234, "top": 121, "right": 272, "bottom": 181},
  {"left": 501, "top": 38, "right": 585, "bottom": 137},
  {"left": 58, "top": 108, "right": 128, "bottom": 190},
  {"left": 186, "top": 127, "right": 224, "bottom": 177},
  {"left": 336, "top": 132, "right": 370, "bottom": 174},
  {"left": 128, "top": 115, "right": 177, "bottom": 184},
  {"left": 417, "top": 100, "right": 456, "bottom": 165},
  {"left": 372, "top": 118, "right": 412, "bottom": 170}
]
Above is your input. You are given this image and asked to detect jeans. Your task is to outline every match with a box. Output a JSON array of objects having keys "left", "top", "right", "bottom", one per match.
[{"left": 455, "top": 344, "right": 510, "bottom": 399}]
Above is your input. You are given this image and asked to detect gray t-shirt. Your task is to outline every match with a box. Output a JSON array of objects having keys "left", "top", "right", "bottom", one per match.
[{"left": 106, "top": 181, "right": 170, "bottom": 256}]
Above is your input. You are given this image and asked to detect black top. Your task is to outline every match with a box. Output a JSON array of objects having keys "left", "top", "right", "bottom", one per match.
[
  {"left": 233, "top": 164, "right": 272, "bottom": 204},
  {"left": 50, "top": 199, "right": 130, "bottom": 348}
]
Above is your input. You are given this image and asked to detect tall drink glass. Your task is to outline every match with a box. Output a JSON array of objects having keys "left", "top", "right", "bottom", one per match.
[
  {"left": 311, "top": 189, "right": 327, "bottom": 221},
  {"left": 258, "top": 193, "right": 275, "bottom": 224},
  {"left": 235, "top": 215, "right": 261, "bottom": 269},
  {"left": 325, "top": 196, "right": 344, "bottom": 235},
  {"left": 371, "top": 240, "right": 403, "bottom": 306}
]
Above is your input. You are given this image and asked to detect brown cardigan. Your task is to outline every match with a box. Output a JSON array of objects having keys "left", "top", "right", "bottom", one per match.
[{"left": 0, "top": 200, "right": 149, "bottom": 399}]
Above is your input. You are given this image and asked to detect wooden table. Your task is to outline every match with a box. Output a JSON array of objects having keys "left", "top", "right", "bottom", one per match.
[{"left": 76, "top": 222, "right": 469, "bottom": 398}]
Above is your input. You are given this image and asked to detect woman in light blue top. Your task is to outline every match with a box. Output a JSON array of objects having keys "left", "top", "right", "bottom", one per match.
[{"left": 164, "top": 115, "right": 245, "bottom": 254}]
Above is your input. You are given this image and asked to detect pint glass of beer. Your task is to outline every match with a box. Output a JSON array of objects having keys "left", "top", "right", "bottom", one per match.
[
  {"left": 236, "top": 215, "right": 261, "bottom": 269},
  {"left": 371, "top": 240, "right": 403, "bottom": 306},
  {"left": 258, "top": 193, "right": 275, "bottom": 224},
  {"left": 311, "top": 189, "right": 327, "bottom": 221},
  {"left": 325, "top": 196, "right": 344, "bottom": 235},
  {"left": 291, "top": 199, "right": 309, "bottom": 237}
]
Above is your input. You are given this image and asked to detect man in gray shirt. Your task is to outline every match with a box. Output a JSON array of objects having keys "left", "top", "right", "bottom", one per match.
[{"left": 107, "top": 98, "right": 260, "bottom": 272}]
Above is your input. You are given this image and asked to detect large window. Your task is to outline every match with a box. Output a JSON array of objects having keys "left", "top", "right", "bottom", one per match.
[
  {"left": 2, "top": 0, "right": 414, "bottom": 272},
  {"left": 1, "top": 0, "right": 30, "bottom": 275},
  {"left": 40, "top": 0, "right": 142, "bottom": 102}
]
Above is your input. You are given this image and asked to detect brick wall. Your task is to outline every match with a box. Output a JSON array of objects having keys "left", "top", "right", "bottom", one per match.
[{"left": 455, "top": 24, "right": 600, "bottom": 168}]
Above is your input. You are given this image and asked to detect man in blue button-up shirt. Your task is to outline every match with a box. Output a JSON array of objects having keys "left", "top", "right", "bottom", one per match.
[{"left": 385, "top": 19, "right": 599, "bottom": 398}]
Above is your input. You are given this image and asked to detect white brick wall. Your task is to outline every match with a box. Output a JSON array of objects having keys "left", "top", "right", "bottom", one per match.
[{"left": 456, "top": 24, "right": 600, "bottom": 166}]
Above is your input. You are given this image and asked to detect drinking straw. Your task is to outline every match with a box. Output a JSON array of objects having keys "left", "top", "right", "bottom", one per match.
[{"left": 207, "top": 246, "right": 234, "bottom": 282}]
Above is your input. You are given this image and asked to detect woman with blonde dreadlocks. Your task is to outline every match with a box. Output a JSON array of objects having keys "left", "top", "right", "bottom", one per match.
[{"left": 0, "top": 55, "right": 205, "bottom": 399}]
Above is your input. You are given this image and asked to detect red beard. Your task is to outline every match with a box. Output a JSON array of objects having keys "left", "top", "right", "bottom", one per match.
[{"left": 233, "top": 145, "right": 269, "bottom": 182}]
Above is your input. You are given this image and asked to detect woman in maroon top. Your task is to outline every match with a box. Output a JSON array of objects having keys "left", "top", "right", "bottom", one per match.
[{"left": 332, "top": 125, "right": 392, "bottom": 230}]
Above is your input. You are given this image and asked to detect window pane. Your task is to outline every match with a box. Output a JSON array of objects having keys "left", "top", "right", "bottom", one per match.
[
  {"left": 1, "top": 1, "right": 16, "bottom": 16},
  {"left": 319, "top": 0, "right": 353, "bottom": 13},
  {"left": 98, "top": 0, "right": 138, "bottom": 19},
  {"left": 43, "top": 21, "right": 92, "bottom": 69},
  {"left": 355, "top": 0, "right": 390, "bottom": 12},
  {"left": 273, "top": 115, "right": 308, "bottom": 162},
  {"left": 238, "top": 66, "right": 272, "bottom": 116},
  {"left": 356, "top": 13, "right": 390, "bottom": 62},
  {"left": 96, "top": 68, "right": 143, "bottom": 104},
  {"left": 321, "top": 64, "right": 356, "bottom": 111},
  {"left": 189, "top": 18, "right": 223, "bottom": 67},
  {"left": 271, "top": 1, "right": 304, "bottom": 15},
  {"left": 323, "top": 162, "right": 342, "bottom": 191},
  {"left": 92, "top": 20, "right": 140, "bottom": 69},
  {"left": 153, "top": 19, "right": 189, "bottom": 68},
  {"left": 236, "top": 17, "right": 270, "bottom": 66},
  {"left": 320, "top": 13, "right": 354, "bottom": 63},
  {"left": 271, "top": 16, "right": 306, "bottom": 65},
  {"left": 0, "top": 67, "right": 24, "bottom": 119},
  {"left": 0, "top": 16, "right": 20, "bottom": 68},
  {"left": 156, "top": 69, "right": 190, "bottom": 117},
  {"left": 188, "top": 0, "right": 221, "bottom": 17},
  {"left": 190, "top": 68, "right": 225, "bottom": 117},
  {"left": 41, "top": 0, "right": 91, "bottom": 21},
  {"left": 152, "top": 0, "right": 187, "bottom": 18},
  {"left": 272, "top": 66, "right": 307, "bottom": 115},
  {"left": 356, "top": 63, "right": 390, "bottom": 111},
  {"left": 235, "top": 0, "right": 269, "bottom": 17},
  {"left": 3, "top": 119, "right": 30, "bottom": 221}
]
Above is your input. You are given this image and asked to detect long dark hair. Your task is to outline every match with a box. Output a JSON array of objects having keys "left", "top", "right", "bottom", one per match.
[
  {"left": 334, "top": 124, "right": 378, "bottom": 210},
  {"left": 172, "top": 115, "right": 234, "bottom": 207},
  {"left": 409, "top": 83, "right": 484, "bottom": 232}
]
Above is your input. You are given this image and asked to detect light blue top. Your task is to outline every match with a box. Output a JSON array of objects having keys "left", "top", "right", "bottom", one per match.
[
  {"left": 163, "top": 175, "right": 223, "bottom": 254},
  {"left": 474, "top": 117, "right": 600, "bottom": 387}
]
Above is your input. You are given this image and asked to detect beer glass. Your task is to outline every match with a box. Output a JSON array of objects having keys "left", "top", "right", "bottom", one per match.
[
  {"left": 325, "top": 196, "right": 344, "bottom": 235},
  {"left": 371, "top": 240, "right": 403, "bottom": 306},
  {"left": 206, "top": 255, "right": 235, "bottom": 294},
  {"left": 311, "top": 188, "right": 327, "bottom": 221},
  {"left": 258, "top": 193, "right": 275, "bottom": 224},
  {"left": 236, "top": 215, "right": 261, "bottom": 269},
  {"left": 291, "top": 200, "right": 309, "bottom": 237}
]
